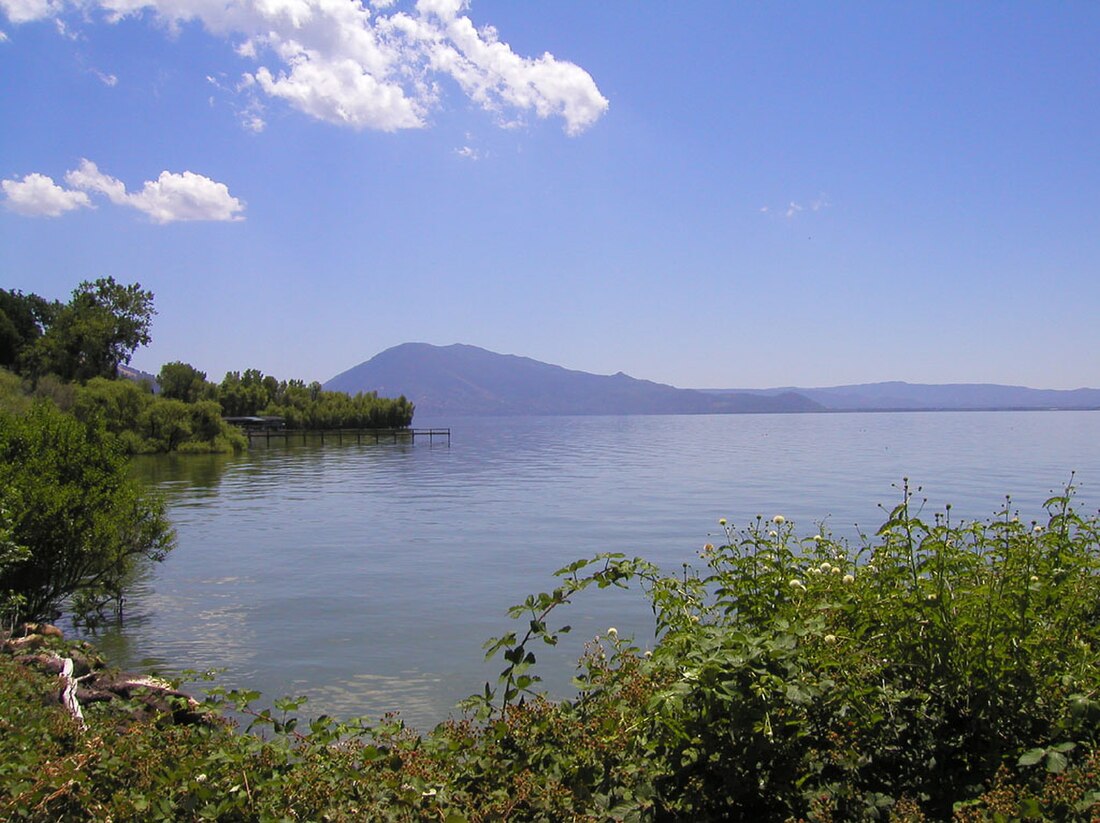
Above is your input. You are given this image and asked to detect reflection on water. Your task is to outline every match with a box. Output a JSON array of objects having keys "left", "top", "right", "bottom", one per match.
[
  {"left": 87, "top": 411, "right": 1100, "bottom": 730},
  {"left": 131, "top": 451, "right": 240, "bottom": 500}
]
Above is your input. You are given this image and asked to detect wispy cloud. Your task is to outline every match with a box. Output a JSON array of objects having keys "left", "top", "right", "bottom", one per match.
[
  {"left": 3, "top": 159, "right": 246, "bottom": 223},
  {"left": 2, "top": 0, "right": 609, "bottom": 135},
  {"left": 760, "top": 193, "right": 832, "bottom": 220},
  {"left": 209, "top": 72, "right": 268, "bottom": 132}
]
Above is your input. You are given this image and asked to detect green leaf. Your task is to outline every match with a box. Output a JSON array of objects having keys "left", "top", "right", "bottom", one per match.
[
  {"left": 1045, "top": 751, "right": 1068, "bottom": 773},
  {"left": 785, "top": 684, "right": 811, "bottom": 704},
  {"left": 1017, "top": 748, "right": 1045, "bottom": 766}
]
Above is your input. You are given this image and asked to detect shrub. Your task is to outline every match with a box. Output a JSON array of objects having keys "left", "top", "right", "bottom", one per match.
[
  {"left": 629, "top": 482, "right": 1100, "bottom": 819},
  {"left": 0, "top": 403, "right": 174, "bottom": 622},
  {"left": 473, "top": 481, "right": 1100, "bottom": 819}
]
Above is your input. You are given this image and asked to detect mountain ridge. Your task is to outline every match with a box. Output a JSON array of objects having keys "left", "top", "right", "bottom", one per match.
[
  {"left": 703, "top": 381, "right": 1100, "bottom": 411},
  {"left": 324, "top": 343, "right": 1100, "bottom": 416},
  {"left": 324, "top": 343, "right": 821, "bottom": 416}
]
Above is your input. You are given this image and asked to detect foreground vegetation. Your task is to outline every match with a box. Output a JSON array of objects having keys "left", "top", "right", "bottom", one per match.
[{"left": 3, "top": 482, "right": 1099, "bottom": 820}]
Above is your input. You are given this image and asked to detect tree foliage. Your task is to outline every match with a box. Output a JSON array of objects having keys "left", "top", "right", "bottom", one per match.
[
  {"left": 216, "top": 368, "right": 414, "bottom": 429},
  {"left": 27, "top": 277, "right": 156, "bottom": 382},
  {"left": 3, "top": 278, "right": 154, "bottom": 383},
  {"left": 157, "top": 361, "right": 210, "bottom": 404},
  {"left": 0, "top": 289, "right": 59, "bottom": 372},
  {"left": 71, "top": 378, "right": 246, "bottom": 454},
  {"left": 0, "top": 403, "right": 174, "bottom": 622}
]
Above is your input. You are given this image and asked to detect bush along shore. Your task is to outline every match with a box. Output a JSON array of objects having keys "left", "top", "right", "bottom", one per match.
[{"left": 3, "top": 482, "right": 1100, "bottom": 821}]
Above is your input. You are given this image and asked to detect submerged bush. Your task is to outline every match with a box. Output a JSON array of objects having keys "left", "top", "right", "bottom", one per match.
[{"left": 2, "top": 483, "right": 1099, "bottom": 821}]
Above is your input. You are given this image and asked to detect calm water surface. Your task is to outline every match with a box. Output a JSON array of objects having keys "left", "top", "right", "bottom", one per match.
[{"left": 87, "top": 411, "right": 1100, "bottom": 729}]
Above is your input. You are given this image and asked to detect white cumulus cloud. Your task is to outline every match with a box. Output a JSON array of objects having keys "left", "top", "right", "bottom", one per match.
[
  {"left": 0, "top": 0, "right": 61, "bottom": 24},
  {"left": 129, "top": 169, "right": 246, "bottom": 222},
  {"left": 413, "top": 0, "right": 608, "bottom": 135},
  {"left": 3, "top": 159, "right": 245, "bottom": 222},
  {"left": 64, "top": 158, "right": 130, "bottom": 203},
  {"left": 1, "top": 172, "right": 91, "bottom": 216},
  {"left": 66, "top": 159, "right": 245, "bottom": 222},
  {"left": 2, "top": 0, "right": 608, "bottom": 135},
  {"left": 252, "top": 42, "right": 425, "bottom": 130}
]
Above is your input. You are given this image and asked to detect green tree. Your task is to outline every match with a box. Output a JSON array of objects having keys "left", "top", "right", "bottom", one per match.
[
  {"left": 158, "top": 361, "right": 210, "bottom": 403},
  {"left": 217, "top": 370, "right": 269, "bottom": 416},
  {"left": 73, "top": 376, "right": 153, "bottom": 435},
  {"left": 29, "top": 277, "right": 155, "bottom": 382},
  {"left": 0, "top": 289, "right": 59, "bottom": 373},
  {"left": 139, "top": 398, "right": 193, "bottom": 453},
  {"left": 0, "top": 368, "right": 31, "bottom": 416},
  {"left": 0, "top": 403, "right": 173, "bottom": 621}
]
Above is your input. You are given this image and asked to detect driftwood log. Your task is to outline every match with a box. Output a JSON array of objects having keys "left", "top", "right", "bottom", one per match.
[
  {"left": 58, "top": 657, "right": 87, "bottom": 730},
  {"left": 4, "top": 623, "right": 209, "bottom": 728}
]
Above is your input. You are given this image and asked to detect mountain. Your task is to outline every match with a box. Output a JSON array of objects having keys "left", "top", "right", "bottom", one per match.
[
  {"left": 324, "top": 343, "right": 822, "bottom": 416},
  {"left": 703, "top": 381, "right": 1100, "bottom": 411},
  {"left": 118, "top": 363, "right": 159, "bottom": 390}
]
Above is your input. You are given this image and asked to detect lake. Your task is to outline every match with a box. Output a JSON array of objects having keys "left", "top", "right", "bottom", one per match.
[{"left": 86, "top": 411, "right": 1100, "bottom": 730}]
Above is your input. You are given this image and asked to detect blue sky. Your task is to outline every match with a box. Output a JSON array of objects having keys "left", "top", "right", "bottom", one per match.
[{"left": 2, "top": 2, "right": 1098, "bottom": 390}]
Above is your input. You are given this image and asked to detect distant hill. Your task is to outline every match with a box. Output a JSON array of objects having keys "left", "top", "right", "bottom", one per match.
[
  {"left": 703, "top": 381, "right": 1100, "bottom": 411},
  {"left": 324, "top": 343, "right": 822, "bottom": 416},
  {"left": 118, "top": 364, "right": 159, "bottom": 391}
]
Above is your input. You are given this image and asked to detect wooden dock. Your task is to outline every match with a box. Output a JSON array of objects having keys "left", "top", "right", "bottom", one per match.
[{"left": 242, "top": 427, "right": 450, "bottom": 446}]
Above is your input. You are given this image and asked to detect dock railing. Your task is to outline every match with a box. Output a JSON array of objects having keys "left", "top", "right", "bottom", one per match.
[{"left": 240, "top": 427, "right": 450, "bottom": 446}]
